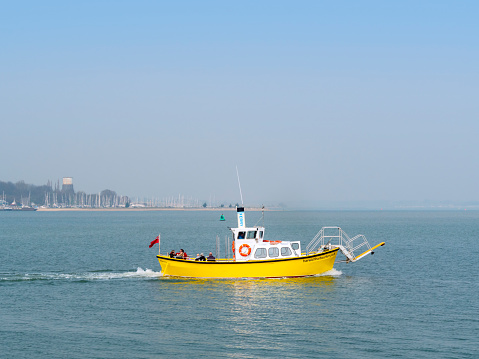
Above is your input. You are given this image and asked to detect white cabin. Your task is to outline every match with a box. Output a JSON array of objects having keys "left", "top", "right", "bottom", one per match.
[{"left": 231, "top": 207, "right": 301, "bottom": 261}]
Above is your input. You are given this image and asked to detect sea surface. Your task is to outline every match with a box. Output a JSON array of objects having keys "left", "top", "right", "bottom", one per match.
[{"left": 1, "top": 210, "right": 478, "bottom": 358}]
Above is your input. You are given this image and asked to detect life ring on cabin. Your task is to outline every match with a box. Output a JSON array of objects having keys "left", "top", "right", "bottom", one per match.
[{"left": 238, "top": 244, "right": 251, "bottom": 257}]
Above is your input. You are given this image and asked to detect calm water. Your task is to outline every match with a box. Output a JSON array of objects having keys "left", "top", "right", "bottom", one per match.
[{"left": 1, "top": 210, "right": 478, "bottom": 358}]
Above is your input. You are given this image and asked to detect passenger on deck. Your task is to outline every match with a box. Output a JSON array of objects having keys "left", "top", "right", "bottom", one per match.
[
  {"left": 207, "top": 252, "right": 216, "bottom": 261},
  {"left": 169, "top": 250, "right": 175, "bottom": 258},
  {"left": 176, "top": 249, "right": 187, "bottom": 259},
  {"left": 195, "top": 253, "right": 206, "bottom": 261}
]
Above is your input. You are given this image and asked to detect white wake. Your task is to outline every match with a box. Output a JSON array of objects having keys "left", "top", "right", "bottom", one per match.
[
  {"left": 316, "top": 268, "right": 342, "bottom": 277},
  {"left": 1, "top": 267, "right": 162, "bottom": 282}
]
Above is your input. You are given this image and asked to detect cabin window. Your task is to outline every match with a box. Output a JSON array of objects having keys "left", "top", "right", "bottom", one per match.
[
  {"left": 237, "top": 232, "right": 246, "bottom": 239},
  {"left": 254, "top": 248, "right": 267, "bottom": 259},
  {"left": 291, "top": 243, "right": 300, "bottom": 251},
  {"left": 247, "top": 231, "right": 257, "bottom": 239},
  {"left": 268, "top": 247, "right": 279, "bottom": 258},
  {"left": 281, "top": 247, "right": 292, "bottom": 257},
  {"left": 259, "top": 231, "right": 264, "bottom": 239}
]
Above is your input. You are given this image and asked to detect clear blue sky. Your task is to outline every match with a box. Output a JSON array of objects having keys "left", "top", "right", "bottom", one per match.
[{"left": 1, "top": 1, "right": 478, "bottom": 207}]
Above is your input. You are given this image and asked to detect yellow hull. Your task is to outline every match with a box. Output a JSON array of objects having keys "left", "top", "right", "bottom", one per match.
[{"left": 157, "top": 248, "right": 339, "bottom": 278}]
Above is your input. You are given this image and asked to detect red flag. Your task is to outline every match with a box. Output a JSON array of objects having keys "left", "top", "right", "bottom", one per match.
[{"left": 149, "top": 236, "right": 160, "bottom": 248}]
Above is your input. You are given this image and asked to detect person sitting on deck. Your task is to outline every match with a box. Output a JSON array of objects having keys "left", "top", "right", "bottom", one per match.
[
  {"left": 176, "top": 249, "right": 187, "bottom": 259},
  {"left": 195, "top": 253, "right": 206, "bottom": 261},
  {"left": 206, "top": 252, "right": 215, "bottom": 261},
  {"left": 169, "top": 250, "right": 175, "bottom": 258}
]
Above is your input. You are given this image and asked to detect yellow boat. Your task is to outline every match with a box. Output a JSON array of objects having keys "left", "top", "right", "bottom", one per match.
[{"left": 156, "top": 207, "right": 385, "bottom": 279}]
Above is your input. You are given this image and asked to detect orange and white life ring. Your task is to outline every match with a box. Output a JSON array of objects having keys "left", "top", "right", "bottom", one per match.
[{"left": 238, "top": 244, "right": 251, "bottom": 257}]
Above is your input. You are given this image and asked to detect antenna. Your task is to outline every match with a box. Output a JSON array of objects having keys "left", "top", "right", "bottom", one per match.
[
  {"left": 236, "top": 165, "right": 244, "bottom": 205},
  {"left": 262, "top": 204, "right": 264, "bottom": 227}
]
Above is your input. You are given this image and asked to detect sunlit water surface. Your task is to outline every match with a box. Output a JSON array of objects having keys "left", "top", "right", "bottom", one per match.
[{"left": 1, "top": 210, "right": 477, "bottom": 358}]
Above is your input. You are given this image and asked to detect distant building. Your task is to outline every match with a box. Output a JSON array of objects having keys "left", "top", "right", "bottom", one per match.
[{"left": 62, "top": 177, "right": 74, "bottom": 194}]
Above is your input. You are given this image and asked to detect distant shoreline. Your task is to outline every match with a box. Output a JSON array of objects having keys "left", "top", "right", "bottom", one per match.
[
  {"left": 36, "top": 207, "right": 270, "bottom": 212},
  {"left": 30, "top": 206, "right": 477, "bottom": 212}
]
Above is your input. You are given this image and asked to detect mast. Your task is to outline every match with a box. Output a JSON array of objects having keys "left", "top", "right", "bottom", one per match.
[{"left": 236, "top": 165, "right": 244, "bottom": 206}]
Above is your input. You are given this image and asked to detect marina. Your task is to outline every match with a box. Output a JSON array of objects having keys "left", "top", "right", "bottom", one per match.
[{"left": 0, "top": 196, "right": 37, "bottom": 211}]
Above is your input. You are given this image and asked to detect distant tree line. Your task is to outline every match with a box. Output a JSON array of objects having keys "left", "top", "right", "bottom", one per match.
[
  {"left": 0, "top": 180, "right": 129, "bottom": 208},
  {"left": 0, "top": 180, "right": 51, "bottom": 205}
]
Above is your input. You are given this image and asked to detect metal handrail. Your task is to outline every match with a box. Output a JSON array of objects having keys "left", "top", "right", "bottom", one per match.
[{"left": 306, "top": 226, "right": 372, "bottom": 260}]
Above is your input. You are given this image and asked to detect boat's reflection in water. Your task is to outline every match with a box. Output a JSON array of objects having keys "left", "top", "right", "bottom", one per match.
[
  {"left": 157, "top": 272, "right": 338, "bottom": 295},
  {"left": 157, "top": 274, "right": 339, "bottom": 314},
  {"left": 155, "top": 273, "right": 341, "bottom": 355}
]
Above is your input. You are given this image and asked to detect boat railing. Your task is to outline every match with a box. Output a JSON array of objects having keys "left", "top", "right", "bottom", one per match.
[
  {"left": 306, "top": 226, "right": 372, "bottom": 262},
  {"left": 162, "top": 255, "right": 235, "bottom": 262},
  {"left": 216, "top": 235, "right": 231, "bottom": 259}
]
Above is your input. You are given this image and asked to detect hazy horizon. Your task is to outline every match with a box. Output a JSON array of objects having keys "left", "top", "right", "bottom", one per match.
[{"left": 2, "top": 1, "right": 478, "bottom": 206}]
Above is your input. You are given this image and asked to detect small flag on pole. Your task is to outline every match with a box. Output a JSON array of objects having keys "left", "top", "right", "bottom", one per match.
[{"left": 149, "top": 235, "right": 160, "bottom": 248}]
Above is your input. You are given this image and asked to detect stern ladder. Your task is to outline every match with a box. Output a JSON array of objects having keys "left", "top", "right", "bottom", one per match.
[{"left": 306, "top": 226, "right": 384, "bottom": 263}]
